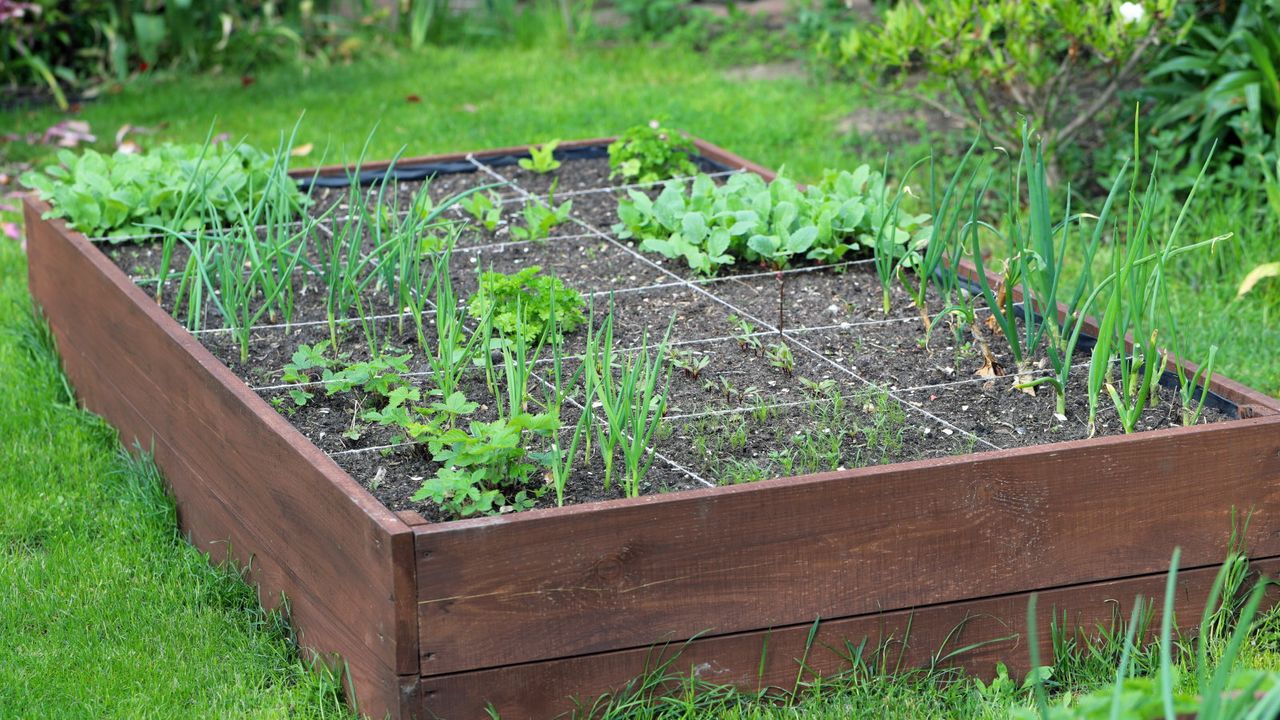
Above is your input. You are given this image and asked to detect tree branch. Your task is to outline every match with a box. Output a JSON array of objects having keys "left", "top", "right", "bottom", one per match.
[{"left": 1055, "top": 26, "right": 1161, "bottom": 147}]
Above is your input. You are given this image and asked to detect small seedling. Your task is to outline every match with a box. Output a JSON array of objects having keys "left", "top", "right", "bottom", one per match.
[
  {"left": 752, "top": 397, "right": 770, "bottom": 423},
  {"left": 765, "top": 341, "right": 795, "bottom": 375},
  {"left": 799, "top": 377, "right": 838, "bottom": 398},
  {"left": 667, "top": 347, "right": 710, "bottom": 378},
  {"left": 519, "top": 140, "right": 562, "bottom": 174},
  {"left": 728, "top": 315, "right": 762, "bottom": 355},
  {"left": 704, "top": 376, "right": 736, "bottom": 400},
  {"left": 459, "top": 189, "right": 504, "bottom": 232},
  {"left": 510, "top": 194, "right": 572, "bottom": 241}
]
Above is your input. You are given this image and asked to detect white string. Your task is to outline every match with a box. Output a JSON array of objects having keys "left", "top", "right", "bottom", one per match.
[{"left": 472, "top": 156, "right": 1002, "bottom": 452}]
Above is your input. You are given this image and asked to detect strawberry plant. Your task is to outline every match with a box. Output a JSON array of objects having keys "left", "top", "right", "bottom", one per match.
[
  {"left": 280, "top": 341, "right": 338, "bottom": 407},
  {"left": 410, "top": 412, "right": 560, "bottom": 518}
]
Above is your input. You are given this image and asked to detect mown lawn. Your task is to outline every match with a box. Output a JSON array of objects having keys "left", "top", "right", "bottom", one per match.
[{"left": 3, "top": 41, "right": 1279, "bottom": 718}]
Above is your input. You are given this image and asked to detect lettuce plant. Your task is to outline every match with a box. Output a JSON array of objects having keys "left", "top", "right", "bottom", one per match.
[
  {"left": 518, "top": 140, "right": 562, "bottom": 174},
  {"left": 614, "top": 168, "right": 928, "bottom": 276},
  {"left": 21, "top": 142, "right": 304, "bottom": 240}
]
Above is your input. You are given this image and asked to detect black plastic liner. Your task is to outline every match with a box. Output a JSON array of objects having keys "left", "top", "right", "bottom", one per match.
[{"left": 299, "top": 142, "right": 733, "bottom": 190}]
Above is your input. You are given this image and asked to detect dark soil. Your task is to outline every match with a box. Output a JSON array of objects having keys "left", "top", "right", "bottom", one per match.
[{"left": 102, "top": 150, "right": 1232, "bottom": 525}]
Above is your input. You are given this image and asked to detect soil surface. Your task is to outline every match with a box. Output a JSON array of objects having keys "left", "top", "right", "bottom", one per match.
[{"left": 103, "top": 150, "right": 1231, "bottom": 524}]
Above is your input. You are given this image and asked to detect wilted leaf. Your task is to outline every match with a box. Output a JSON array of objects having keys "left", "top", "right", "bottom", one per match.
[{"left": 1238, "top": 262, "right": 1280, "bottom": 297}]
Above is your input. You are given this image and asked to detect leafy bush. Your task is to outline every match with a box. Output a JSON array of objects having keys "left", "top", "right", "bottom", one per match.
[
  {"left": 608, "top": 120, "right": 698, "bottom": 186},
  {"left": 837, "top": 0, "right": 1179, "bottom": 160},
  {"left": 1, "top": 1, "right": 370, "bottom": 108},
  {"left": 20, "top": 142, "right": 304, "bottom": 240},
  {"left": 613, "top": 169, "right": 929, "bottom": 276},
  {"left": 611, "top": 0, "right": 692, "bottom": 37},
  {"left": 466, "top": 266, "right": 587, "bottom": 343},
  {"left": 1144, "top": 0, "right": 1280, "bottom": 177}
]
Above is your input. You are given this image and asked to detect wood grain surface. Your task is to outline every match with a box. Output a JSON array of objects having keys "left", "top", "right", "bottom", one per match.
[
  {"left": 419, "top": 557, "right": 1280, "bottom": 719},
  {"left": 24, "top": 199, "right": 421, "bottom": 719},
  {"left": 416, "top": 416, "right": 1280, "bottom": 675}
]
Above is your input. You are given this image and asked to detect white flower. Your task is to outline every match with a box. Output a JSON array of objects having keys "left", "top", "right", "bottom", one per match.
[
  {"left": 648, "top": 119, "right": 661, "bottom": 129},
  {"left": 1119, "top": 2, "right": 1145, "bottom": 24}
]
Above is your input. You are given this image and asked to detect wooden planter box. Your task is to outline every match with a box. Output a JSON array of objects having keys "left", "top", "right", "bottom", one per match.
[{"left": 24, "top": 138, "right": 1280, "bottom": 720}]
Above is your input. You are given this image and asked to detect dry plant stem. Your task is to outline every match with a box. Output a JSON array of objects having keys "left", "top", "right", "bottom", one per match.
[
  {"left": 776, "top": 271, "right": 785, "bottom": 335},
  {"left": 915, "top": 301, "right": 932, "bottom": 334},
  {"left": 969, "top": 313, "right": 999, "bottom": 375},
  {"left": 1055, "top": 25, "right": 1161, "bottom": 149}
]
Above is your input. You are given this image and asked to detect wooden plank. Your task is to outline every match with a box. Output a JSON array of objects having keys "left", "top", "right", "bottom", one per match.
[
  {"left": 24, "top": 199, "right": 418, "bottom": 717},
  {"left": 692, "top": 138, "right": 781, "bottom": 179},
  {"left": 416, "top": 416, "right": 1280, "bottom": 675},
  {"left": 420, "top": 557, "right": 1280, "bottom": 719}
]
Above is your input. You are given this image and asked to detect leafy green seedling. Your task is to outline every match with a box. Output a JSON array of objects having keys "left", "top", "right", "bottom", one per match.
[
  {"left": 519, "top": 140, "right": 562, "bottom": 174},
  {"left": 467, "top": 267, "right": 586, "bottom": 345},
  {"left": 667, "top": 347, "right": 710, "bottom": 379},
  {"left": 765, "top": 341, "right": 795, "bottom": 375},
  {"left": 280, "top": 341, "right": 339, "bottom": 407},
  {"left": 510, "top": 194, "right": 572, "bottom": 241},
  {"left": 459, "top": 189, "right": 504, "bottom": 231},
  {"left": 411, "top": 412, "right": 559, "bottom": 518},
  {"left": 728, "top": 314, "right": 763, "bottom": 355}
]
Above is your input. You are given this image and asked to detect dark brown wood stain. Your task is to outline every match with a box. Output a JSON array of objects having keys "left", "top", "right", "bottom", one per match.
[{"left": 24, "top": 136, "right": 1280, "bottom": 720}]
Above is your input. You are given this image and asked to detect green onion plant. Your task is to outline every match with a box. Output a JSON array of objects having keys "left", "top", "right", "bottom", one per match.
[{"left": 584, "top": 301, "right": 675, "bottom": 497}]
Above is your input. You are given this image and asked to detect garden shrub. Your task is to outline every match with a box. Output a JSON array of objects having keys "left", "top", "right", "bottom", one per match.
[
  {"left": 836, "top": 0, "right": 1180, "bottom": 164},
  {"left": 1143, "top": 0, "right": 1280, "bottom": 183}
]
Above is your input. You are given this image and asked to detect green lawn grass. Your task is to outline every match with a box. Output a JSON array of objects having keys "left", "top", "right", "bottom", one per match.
[
  {"left": 3, "top": 40, "right": 1279, "bottom": 718},
  {"left": 0, "top": 240, "right": 351, "bottom": 719}
]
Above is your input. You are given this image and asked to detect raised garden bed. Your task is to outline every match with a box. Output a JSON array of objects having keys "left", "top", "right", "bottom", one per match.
[{"left": 24, "top": 136, "right": 1280, "bottom": 719}]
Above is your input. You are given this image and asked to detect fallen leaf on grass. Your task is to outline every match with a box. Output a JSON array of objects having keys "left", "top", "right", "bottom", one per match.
[
  {"left": 406, "top": 94, "right": 422, "bottom": 104},
  {"left": 290, "top": 143, "right": 314, "bottom": 157},
  {"left": 41, "top": 120, "right": 95, "bottom": 148},
  {"left": 461, "top": 103, "right": 478, "bottom": 113},
  {"left": 1238, "top": 262, "right": 1280, "bottom": 297}
]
